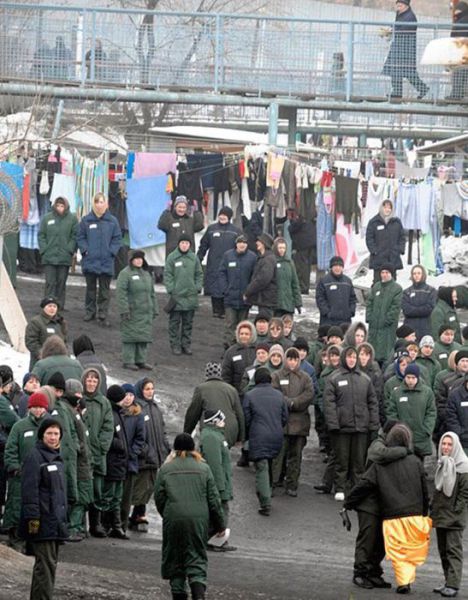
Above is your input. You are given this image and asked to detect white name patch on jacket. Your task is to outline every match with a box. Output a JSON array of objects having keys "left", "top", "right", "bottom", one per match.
[
  {"left": 400, "top": 397, "right": 408, "bottom": 402},
  {"left": 338, "top": 380, "right": 348, "bottom": 387},
  {"left": 232, "top": 355, "right": 242, "bottom": 362},
  {"left": 280, "top": 379, "right": 289, "bottom": 385},
  {"left": 47, "top": 465, "right": 58, "bottom": 472},
  {"left": 24, "top": 431, "right": 34, "bottom": 437}
]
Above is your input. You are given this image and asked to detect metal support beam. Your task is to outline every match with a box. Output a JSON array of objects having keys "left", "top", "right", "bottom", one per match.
[
  {"left": 268, "top": 102, "right": 278, "bottom": 145},
  {"left": 0, "top": 82, "right": 464, "bottom": 118}
]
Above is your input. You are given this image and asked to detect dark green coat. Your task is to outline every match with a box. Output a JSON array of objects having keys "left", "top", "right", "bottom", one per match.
[
  {"left": 385, "top": 381, "right": 436, "bottom": 456},
  {"left": 184, "top": 378, "right": 245, "bottom": 447},
  {"left": 0, "top": 393, "right": 19, "bottom": 434},
  {"left": 116, "top": 264, "right": 158, "bottom": 343},
  {"left": 434, "top": 340, "right": 462, "bottom": 371},
  {"left": 25, "top": 312, "right": 67, "bottom": 369},
  {"left": 50, "top": 399, "right": 79, "bottom": 502},
  {"left": 275, "top": 255, "right": 302, "bottom": 313},
  {"left": 164, "top": 248, "right": 203, "bottom": 311},
  {"left": 83, "top": 391, "right": 114, "bottom": 476},
  {"left": 416, "top": 355, "right": 441, "bottom": 388},
  {"left": 155, "top": 454, "right": 225, "bottom": 580},
  {"left": 431, "top": 299, "right": 462, "bottom": 344},
  {"left": 366, "top": 279, "right": 403, "bottom": 363},
  {"left": 200, "top": 425, "right": 233, "bottom": 502},
  {"left": 38, "top": 207, "right": 78, "bottom": 266},
  {"left": 431, "top": 472, "right": 468, "bottom": 529},
  {"left": 271, "top": 366, "right": 314, "bottom": 436},
  {"left": 32, "top": 355, "right": 83, "bottom": 385},
  {"left": 2, "top": 413, "right": 45, "bottom": 529}
]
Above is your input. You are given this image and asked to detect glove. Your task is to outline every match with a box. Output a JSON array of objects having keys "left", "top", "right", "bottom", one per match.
[
  {"left": 340, "top": 509, "right": 352, "bottom": 532},
  {"left": 28, "top": 519, "right": 40, "bottom": 535},
  {"left": 295, "top": 306, "right": 303, "bottom": 314},
  {"left": 121, "top": 312, "right": 131, "bottom": 321}
]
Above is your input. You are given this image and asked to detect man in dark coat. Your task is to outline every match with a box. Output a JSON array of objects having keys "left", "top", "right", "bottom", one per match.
[
  {"left": 366, "top": 200, "right": 405, "bottom": 283},
  {"left": 19, "top": 418, "right": 68, "bottom": 600},
  {"left": 316, "top": 255, "right": 357, "bottom": 327},
  {"left": 324, "top": 346, "right": 379, "bottom": 501},
  {"left": 157, "top": 195, "right": 204, "bottom": 259},
  {"left": 243, "top": 368, "right": 288, "bottom": 515},
  {"left": 382, "top": 0, "right": 429, "bottom": 100},
  {"left": 77, "top": 192, "right": 122, "bottom": 326},
  {"left": 243, "top": 233, "right": 277, "bottom": 318},
  {"left": 38, "top": 196, "right": 78, "bottom": 310},
  {"left": 25, "top": 297, "right": 67, "bottom": 370},
  {"left": 221, "top": 321, "right": 257, "bottom": 396},
  {"left": 288, "top": 213, "right": 316, "bottom": 295},
  {"left": 447, "top": 1, "right": 468, "bottom": 100},
  {"left": 197, "top": 206, "right": 240, "bottom": 318},
  {"left": 218, "top": 234, "right": 257, "bottom": 348}
]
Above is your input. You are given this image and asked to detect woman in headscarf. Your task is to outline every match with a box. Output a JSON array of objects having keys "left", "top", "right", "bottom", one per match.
[
  {"left": 431, "top": 432, "right": 468, "bottom": 598},
  {"left": 345, "top": 422, "right": 431, "bottom": 594}
]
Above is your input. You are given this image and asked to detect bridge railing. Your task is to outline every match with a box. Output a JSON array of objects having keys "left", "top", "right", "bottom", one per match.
[{"left": 0, "top": 4, "right": 462, "bottom": 103}]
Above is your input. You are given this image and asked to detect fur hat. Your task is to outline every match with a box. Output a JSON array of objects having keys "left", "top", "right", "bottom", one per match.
[
  {"left": 130, "top": 249, "right": 146, "bottom": 261},
  {"left": 205, "top": 362, "right": 222, "bottom": 379},
  {"left": 173, "top": 433, "right": 195, "bottom": 451},
  {"left": 28, "top": 392, "right": 49, "bottom": 410}
]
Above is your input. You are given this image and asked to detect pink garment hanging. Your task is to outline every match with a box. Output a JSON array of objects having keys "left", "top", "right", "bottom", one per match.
[
  {"left": 133, "top": 152, "right": 177, "bottom": 179},
  {"left": 335, "top": 213, "right": 358, "bottom": 269}
]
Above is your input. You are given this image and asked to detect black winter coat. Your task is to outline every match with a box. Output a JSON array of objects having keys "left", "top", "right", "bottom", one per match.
[
  {"left": 135, "top": 395, "right": 170, "bottom": 471},
  {"left": 105, "top": 405, "right": 129, "bottom": 481},
  {"left": 401, "top": 282, "right": 437, "bottom": 340},
  {"left": 243, "top": 383, "right": 288, "bottom": 461},
  {"left": 197, "top": 221, "right": 241, "bottom": 297},
  {"left": 366, "top": 214, "right": 405, "bottom": 271},
  {"left": 218, "top": 248, "right": 257, "bottom": 309},
  {"left": 19, "top": 442, "right": 69, "bottom": 541},
  {"left": 157, "top": 209, "right": 204, "bottom": 258},
  {"left": 446, "top": 382, "right": 468, "bottom": 449},
  {"left": 346, "top": 453, "right": 429, "bottom": 520},
  {"left": 222, "top": 343, "right": 257, "bottom": 394},
  {"left": 121, "top": 404, "right": 146, "bottom": 474},
  {"left": 383, "top": 7, "right": 418, "bottom": 77},
  {"left": 244, "top": 250, "right": 277, "bottom": 309},
  {"left": 315, "top": 272, "right": 357, "bottom": 326},
  {"left": 289, "top": 217, "right": 316, "bottom": 251}
]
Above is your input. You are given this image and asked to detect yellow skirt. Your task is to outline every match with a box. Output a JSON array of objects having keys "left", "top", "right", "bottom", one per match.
[{"left": 383, "top": 515, "right": 432, "bottom": 586}]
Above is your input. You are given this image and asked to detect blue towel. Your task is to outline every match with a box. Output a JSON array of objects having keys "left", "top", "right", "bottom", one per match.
[
  {"left": 126, "top": 175, "right": 169, "bottom": 249},
  {"left": 126, "top": 152, "right": 135, "bottom": 180},
  {"left": 0, "top": 161, "right": 23, "bottom": 207}
]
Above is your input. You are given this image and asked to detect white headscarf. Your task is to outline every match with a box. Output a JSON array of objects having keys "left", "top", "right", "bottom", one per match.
[{"left": 434, "top": 432, "right": 468, "bottom": 497}]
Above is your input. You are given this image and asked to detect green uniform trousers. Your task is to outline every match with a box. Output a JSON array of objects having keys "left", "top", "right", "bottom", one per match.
[
  {"left": 272, "top": 435, "right": 307, "bottom": 492},
  {"left": 436, "top": 528, "right": 464, "bottom": 590},
  {"left": 331, "top": 431, "right": 368, "bottom": 495},
  {"left": 92, "top": 474, "right": 104, "bottom": 511},
  {"left": 168, "top": 310, "right": 194, "bottom": 351},
  {"left": 122, "top": 342, "right": 149, "bottom": 365},
  {"left": 43, "top": 264, "right": 70, "bottom": 310},
  {"left": 30, "top": 540, "right": 59, "bottom": 600},
  {"left": 224, "top": 307, "right": 249, "bottom": 348},
  {"left": 102, "top": 480, "right": 124, "bottom": 512},
  {"left": 255, "top": 459, "right": 273, "bottom": 509},
  {"left": 170, "top": 569, "right": 206, "bottom": 594},
  {"left": 2, "top": 475, "right": 20, "bottom": 529},
  {"left": 68, "top": 479, "right": 94, "bottom": 534},
  {"left": 354, "top": 511, "right": 385, "bottom": 578}
]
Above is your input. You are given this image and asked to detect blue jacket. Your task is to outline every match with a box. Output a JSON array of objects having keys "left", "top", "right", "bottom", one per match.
[
  {"left": 300, "top": 359, "right": 319, "bottom": 395},
  {"left": 218, "top": 248, "right": 257, "bottom": 309},
  {"left": 243, "top": 383, "right": 288, "bottom": 461},
  {"left": 402, "top": 282, "right": 437, "bottom": 340},
  {"left": 19, "top": 442, "right": 69, "bottom": 541},
  {"left": 315, "top": 272, "right": 356, "bottom": 326},
  {"left": 121, "top": 403, "right": 146, "bottom": 474},
  {"left": 77, "top": 210, "right": 122, "bottom": 276},
  {"left": 197, "top": 221, "right": 240, "bottom": 297}
]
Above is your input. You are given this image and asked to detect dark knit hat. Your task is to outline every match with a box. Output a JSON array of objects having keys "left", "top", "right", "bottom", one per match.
[
  {"left": 107, "top": 384, "right": 126, "bottom": 404},
  {"left": 173, "top": 433, "right": 195, "bottom": 451},
  {"left": 203, "top": 409, "right": 226, "bottom": 425},
  {"left": 439, "top": 323, "right": 455, "bottom": 336},
  {"left": 37, "top": 417, "right": 63, "bottom": 441},
  {"left": 40, "top": 296, "right": 58, "bottom": 308},
  {"left": 396, "top": 0, "right": 410, "bottom": 6},
  {"left": 130, "top": 249, "right": 145, "bottom": 261},
  {"left": 379, "top": 264, "right": 394, "bottom": 274},
  {"left": 64, "top": 379, "right": 83, "bottom": 407},
  {"left": 23, "top": 372, "right": 38, "bottom": 387},
  {"left": 455, "top": 349, "right": 468, "bottom": 366},
  {"left": 329, "top": 256, "right": 344, "bottom": 268},
  {"left": 462, "top": 325, "right": 468, "bottom": 341},
  {"left": 293, "top": 337, "right": 309, "bottom": 352},
  {"left": 178, "top": 233, "right": 191, "bottom": 244},
  {"left": 254, "top": 367, "right": 272, "bottom": 385},
  {"left": 72, "top": 334, "right": 95, "bottom": 357},
  {"left": 438, "top": 286, "right": 455, "bottom": 307},
  {"left": 122, "top": 383, "right": 136, "bottom": 396},
  {"left": 0, "top": 366, "right": 13, "bottom": 386},
  {"left": 205, "top": 362, "right": 222, "bottom": 379},
  {"left": 327, "top": 326, "right": 344, "bottom": 340},
  {"left": 396, "top": 324, "right": 415, "bottom": 339},
  {"left": 317, "top": 325, "right": 330, "bottom": 339},
  {"left": 256, "top": 233, "right": 274, "bottom": 249},
  {"left": 218, "top": 206, "right": 233, "bottom": 219},
  {"left": 235, "top": 234, "right": 248, "bottom": 244},
  {"left": 46, "top": 372, "right": 66, "bottom": 391},
  {"left": 255, "top": 311, "right": 270, "bottom": 324},
  {"left": 256, "top": 342, "right": 270, "bottom": 353},
  {"left": 404, "top": 363, "right": 420, "bottom": 379},
  {"left": 28, "top": 392, "right": 49, "bottom": 410}
]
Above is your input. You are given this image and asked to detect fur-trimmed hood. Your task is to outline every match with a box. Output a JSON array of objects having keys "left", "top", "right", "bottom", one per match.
[
  {"left": 235, "top": 320, "right": 257, "bottom": 345},
  {"left": 344, "top": 322, "right": 367, "bottom": 347}
]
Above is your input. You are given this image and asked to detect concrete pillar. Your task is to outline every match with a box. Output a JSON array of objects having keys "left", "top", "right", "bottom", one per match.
[{"left": 268, "top": 102, "right": 279, "bottom": 145}]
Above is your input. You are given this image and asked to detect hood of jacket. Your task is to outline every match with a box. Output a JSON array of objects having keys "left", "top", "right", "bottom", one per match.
[
  {"left": 39, "top": 385, "right": 56, "bottom": 411},
  {"left": 438, "top": 286, "right": 455, "bottom": 308},
  {"left": 135, "top": 377, "right": 154, "bottom": 401},
  {"left": 340, "top": 346, "right": 358, "bottom": 371},
  {"left": 378, "top": 200, "right": 394, "bottom": 223},
  {"left": 357, "top": 341, "right": 375, "bottom": 364},
  {"left": 81, "top": 366, "right": 102, "bottom": 398},
  {"left": 410, "top": 265, "right": 427, "bottom": 285},
  {"left": 235, "top": 320, "right": 257, "bottom": 345},
  {"left": 344, "top": 321, "right": 367, "bottom": 347},
  {"left": 121, "top": 402, "right": 142, "bottom": 417},
  {"left": 53, "top": 197, "right": 70, "bottom": 214},
  {"left": 72, "top": 334, "right": 95, "bottom": 357}
]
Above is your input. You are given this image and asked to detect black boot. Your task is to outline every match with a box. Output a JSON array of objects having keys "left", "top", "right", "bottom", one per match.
[
  {"left": 109, "top": 509, "right": 129, "bottom": 540},
  {"left": 88, "top": 506, "right": 107, "bottom": 538},
  {"left": 190, "top": 582, "right": 206, "bottom": 600},
  {"left": 172, "top": 594, "right": 188, "bottom": 600},
  {"left": 237, "top": 449, "right": 250, "bottom": 467}
]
